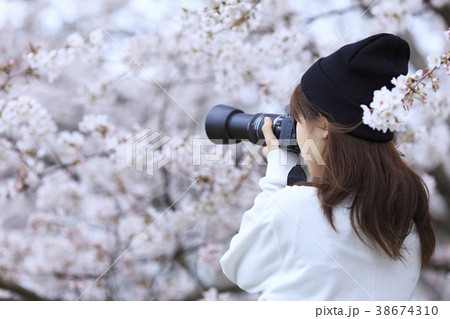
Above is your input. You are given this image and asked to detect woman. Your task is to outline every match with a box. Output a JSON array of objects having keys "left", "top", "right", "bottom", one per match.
[{"left": 219, "top": 33, "right": 435, "bottom": 300}]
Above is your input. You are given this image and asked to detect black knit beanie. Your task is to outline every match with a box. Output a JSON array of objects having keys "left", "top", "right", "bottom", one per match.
[{"left": 300, "top": 33, "right": 410, "bottom": 142}]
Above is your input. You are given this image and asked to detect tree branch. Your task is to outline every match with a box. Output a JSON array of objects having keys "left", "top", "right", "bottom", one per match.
[
  {"left": 0, "top": 277, "right": 49, "bottom": 301},
  {"left": 304, "top": 5, "right": 360, "bottom": 24},
  {"left": 430, "top": 164, "right": 450, "bottom": 232},
  {"left": 424, "top": 0, "right": 450, "bottom": 26}
]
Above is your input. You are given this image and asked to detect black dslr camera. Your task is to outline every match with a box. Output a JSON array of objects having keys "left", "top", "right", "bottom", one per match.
[{"left": 204, "top": 104, "right": 300, "bottom": 154}]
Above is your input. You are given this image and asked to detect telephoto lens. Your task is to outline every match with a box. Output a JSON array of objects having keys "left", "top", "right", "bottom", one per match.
[{"left": 204, "top": 104, "right": 300, "bottom": 154}]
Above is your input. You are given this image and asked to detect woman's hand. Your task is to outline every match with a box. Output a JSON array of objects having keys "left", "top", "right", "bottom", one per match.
[{"left": 262, "top": 117, "right": 279, "bottom": 158}]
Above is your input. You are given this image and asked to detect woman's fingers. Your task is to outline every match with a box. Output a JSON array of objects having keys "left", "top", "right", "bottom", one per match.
[{"left": 261, "top": 117, "right": 279, "bottom": 158}]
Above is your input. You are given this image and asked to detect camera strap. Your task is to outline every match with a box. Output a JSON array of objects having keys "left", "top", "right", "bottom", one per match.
[{"left": 287, "top": 165, "right": 307, "bottom": 186}]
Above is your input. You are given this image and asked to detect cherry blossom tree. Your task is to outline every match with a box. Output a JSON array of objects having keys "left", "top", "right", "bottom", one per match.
[{"left": 0, "top": 0, "right": 449, "bottom": 300}]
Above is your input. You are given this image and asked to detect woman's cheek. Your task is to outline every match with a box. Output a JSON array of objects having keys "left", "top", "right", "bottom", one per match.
[{"left": 296, "top": 124, "right": 306, "bottom": 149}]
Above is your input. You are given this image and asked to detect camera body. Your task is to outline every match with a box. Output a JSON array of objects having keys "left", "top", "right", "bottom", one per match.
[{"left": 205, "top": 104, "right": 300, "bottom": 154}]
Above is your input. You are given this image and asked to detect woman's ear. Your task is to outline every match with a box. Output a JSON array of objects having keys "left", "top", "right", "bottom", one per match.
[{"left": 318, "top": 114, "right": 329, "bottom": 139}]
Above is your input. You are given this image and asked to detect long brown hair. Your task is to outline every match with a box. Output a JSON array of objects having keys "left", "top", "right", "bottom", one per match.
[{"left": 289, "top": 84, "right": 435, "bottom": 268}]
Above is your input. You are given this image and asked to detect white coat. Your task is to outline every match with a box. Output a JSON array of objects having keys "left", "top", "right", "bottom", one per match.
[{"left": 220, "top": 149, "right": 421, "bottom": 301}]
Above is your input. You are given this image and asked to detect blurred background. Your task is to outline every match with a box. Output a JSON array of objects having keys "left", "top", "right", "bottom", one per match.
[{"left": 0, "top": 0, "right": 449, "bottom": 300}]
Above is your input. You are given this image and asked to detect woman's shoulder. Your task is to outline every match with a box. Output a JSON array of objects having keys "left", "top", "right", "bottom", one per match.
[
  {"left": 266, "top": 184, "right": 321, "bottom": 216},
  {"left": 264, "top": 184, "right": 334, "bottom": 239},
  {"left": 276, "top": 184, "right": 318, "bottom": 200}
]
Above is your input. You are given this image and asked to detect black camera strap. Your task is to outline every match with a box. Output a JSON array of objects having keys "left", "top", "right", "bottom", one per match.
[{"left": 287, "top": 165, "right": 307, "bottom": 186}]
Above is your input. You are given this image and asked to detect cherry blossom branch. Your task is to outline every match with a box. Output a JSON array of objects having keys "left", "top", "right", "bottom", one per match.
[
  {"left": 0, "top": 61, "right": 37, "bottom": 93},
  {"left": 401, "top": 66, "right": 441, "bottom": 110},
  {"left": 229, "top": 0, "right": 261, "bottom": 29},
  {"left": 209, "top": 0, "right": 262, "bottom": 36},
  {"left": 0, "top": 277, "right": 48, "bottom": 301},
  {"left": 1, "top": 135, "right": 41, "bottom": 177},
  {"left": 304, "top": 5, "right": 360, "bottom": 23},
  {"left": 361, "top": 30, "right": 450, "bottom": 133},
  {"left": 186, "top": 286, "right": 244, "bottom": 301}
]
